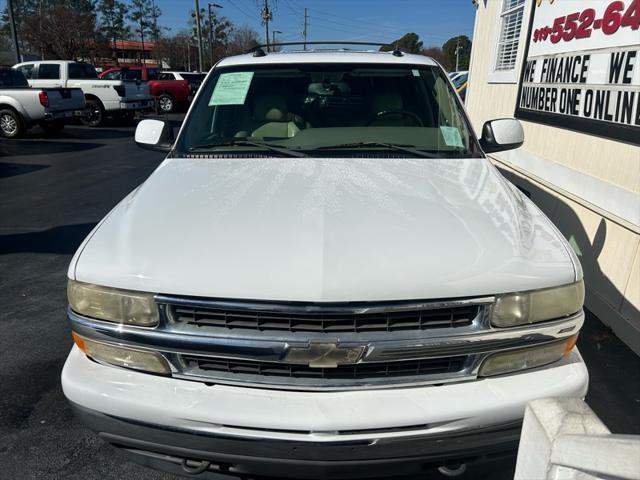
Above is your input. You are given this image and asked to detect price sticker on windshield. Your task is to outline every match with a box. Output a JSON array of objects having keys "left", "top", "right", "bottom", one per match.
[
  {"left": 440, "top": 126, "right": 464, "bottom": 148},
  {"left": 209, "top": 72, "right": 254, "bottom": 106}
]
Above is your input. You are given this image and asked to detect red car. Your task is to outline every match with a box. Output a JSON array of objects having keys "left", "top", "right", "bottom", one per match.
[{"left": 99, "top": 66, "right": 190, "bottom": 113}]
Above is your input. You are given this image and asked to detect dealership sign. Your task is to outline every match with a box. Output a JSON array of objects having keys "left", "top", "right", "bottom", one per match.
[{"left": 515, "top": 0, "right": 640, "bottom": 144}]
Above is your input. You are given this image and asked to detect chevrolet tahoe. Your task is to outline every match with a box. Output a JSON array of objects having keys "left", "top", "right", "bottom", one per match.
[{"left": 62, "top": 46, "right": 588, "bottom": 479}]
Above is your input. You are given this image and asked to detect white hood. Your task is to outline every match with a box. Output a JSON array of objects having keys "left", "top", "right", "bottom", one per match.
[{"left": 71, "top": 156, "right": 576, "bottom": 302}]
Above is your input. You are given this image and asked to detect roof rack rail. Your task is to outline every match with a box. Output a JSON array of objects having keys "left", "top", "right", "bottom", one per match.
[{"left": 248, "top": 41, "right": 404, "bottom": 58}]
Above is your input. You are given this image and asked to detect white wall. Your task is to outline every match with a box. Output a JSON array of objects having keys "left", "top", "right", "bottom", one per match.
[{"left": 466, "top": 0, "right": 640, "bottom": 354}]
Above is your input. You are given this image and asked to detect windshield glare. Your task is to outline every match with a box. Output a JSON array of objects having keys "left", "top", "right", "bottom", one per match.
[{"left": 178, "top": 63, "right": 479, "bottom": 157}]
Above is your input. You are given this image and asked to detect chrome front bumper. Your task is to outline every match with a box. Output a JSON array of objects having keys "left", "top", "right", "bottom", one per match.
[{"left": 63, "top": 346, "right": 588, "bottom": 478}]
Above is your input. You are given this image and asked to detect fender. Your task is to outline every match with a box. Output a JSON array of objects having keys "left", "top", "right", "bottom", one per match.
[{"left": 0, "top": 94, "right": 31, "bottom": 125}]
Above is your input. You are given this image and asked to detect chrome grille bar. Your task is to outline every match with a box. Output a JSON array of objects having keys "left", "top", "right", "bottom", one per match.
[{"left": 67, "top": 293, "right": 584, "bottom": 391}]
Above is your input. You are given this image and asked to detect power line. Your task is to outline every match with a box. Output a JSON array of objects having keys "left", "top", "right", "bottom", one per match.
[
  {"left": 301, "top": 12, "right": 423, "bottom": 39},
  {"left": 227, "top": 0, "right": 258, "bottom": 22},
  {"left": 309, "top": 20, "right": 406, "bottom": 38},
  {"left": 306, "top": 7, "right": 452, "bottom": 40},
  {"left": 305, "top": 21, "right": 406, "bottom": 38},
  {"left": 281, "top": 0, "right": 303, "bottom": 15},
  {"left": 307, "top": 7, "right": 397, "bottom": 29}
]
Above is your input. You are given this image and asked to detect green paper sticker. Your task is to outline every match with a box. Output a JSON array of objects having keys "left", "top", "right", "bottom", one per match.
[
  {"left": 440, "top": 126, "right": 464, "bottom": 148},
  {"left": 209, "top": 72, "right": 254, "bottom": 106},
  {"left": 412, "top": 69, "right": 421, "bottom": 77}
]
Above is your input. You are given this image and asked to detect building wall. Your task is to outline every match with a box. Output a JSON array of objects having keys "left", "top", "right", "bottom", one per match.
[{"left": 466, "top": 0, "right": 640, "bottom": 354}]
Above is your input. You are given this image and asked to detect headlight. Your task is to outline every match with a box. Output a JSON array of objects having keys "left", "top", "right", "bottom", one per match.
[
  {"left": 479, "top": 335, "right": 578, "bottom": 377},
  {"left": 491, "top": 280, "right": 584, "bottom": 328},
  {"left": 72, "top": 332, "right": 171, "bottom": 374},
  {"left": 67, "top": 280, "right": 159, "bottom": 326}
]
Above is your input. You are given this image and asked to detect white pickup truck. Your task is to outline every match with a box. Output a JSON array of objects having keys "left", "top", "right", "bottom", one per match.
[
  {"left": 13, "top": 61, "right": 153, "bottom": 127},
  {"left": 0, "top": 67, "right": 86, "bottom": 137},
  {"left": 63, "top": 46, "right": 588, "bottom": 479}
]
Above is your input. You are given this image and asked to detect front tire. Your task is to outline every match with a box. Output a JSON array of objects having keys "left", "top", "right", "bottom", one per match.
[
  {"left": 81, "top": 99, "right": 103, "bottom": 127},
  {"left": 157, "top": 93, "right": 175, "bottom": 113},
  {"left": 0, "top": 109, "right": 23, "bottom": 138}
]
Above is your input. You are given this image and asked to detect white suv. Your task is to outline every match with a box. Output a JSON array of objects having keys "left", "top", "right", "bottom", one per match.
[{"left": 62, "top": 47, "right": 588, "bottom": 479}]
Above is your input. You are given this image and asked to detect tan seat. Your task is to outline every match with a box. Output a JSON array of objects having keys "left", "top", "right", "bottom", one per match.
[
  {"left": 368, "top": 92, "right": 414, "bottom": 126},
  {"left": 249, "top": 94, "right": 304, "bottom": 139}
]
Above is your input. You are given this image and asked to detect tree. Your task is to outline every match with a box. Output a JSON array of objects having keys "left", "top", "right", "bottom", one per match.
[
  {"left": 128, "top": 0, "right": 156, "bottom": 64},
  {"left": 96, "top": 0, "right": 128, "bottom": 64},
  {"left": 189, "top": 7, "right": 233, "bottom": 68},
  {"left": 421, "top": 46, "right": 447, "bottom": 67},
  {"left": 225, "top": 26, "right": 260, "bottom": 56},
  {"left": 0, "top": 0, "right": 104, "bottom": 57},
  {"left": 153, "top": 31, "right": 192, "bottom": 70},
  {"left": 380, "top": 32, "right": 423, "bottom": 54},
  {"left": 21, "top": 4, "right": 106, "bottom": 60},
  {"left": 442, "top": 35, "right": 471, "bottom": 72},
  {"left": 148, "top": 1, "right": 162, "bottom": 42}
]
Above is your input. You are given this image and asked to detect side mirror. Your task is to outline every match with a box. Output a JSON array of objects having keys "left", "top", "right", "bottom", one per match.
[
  {"left": 135, "top": 119, "right": 172, "bottom": 152},
  {"left": 479, "top": 118, "right": 524, "bottom": 154}
]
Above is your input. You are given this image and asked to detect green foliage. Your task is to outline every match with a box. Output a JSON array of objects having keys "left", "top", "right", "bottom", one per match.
[
  {"left": 379, "top": 32, "right": 423, "bottom": 54},
  {"left": 128, "top": 0, "right": 158, "bottom": 43},
  {"left": 189, "top": 7, "right": 233, "bottom": 68},
  {"left": 422, "top": 46, "right": 447, "bottom": 67},
  {"left": 442, "top": 35, "right": 471, "bottom": 71},
  {"left": 97, "top": 0, "right": 128, "bottom": 44},
  {"left": 0, "top": 0, "right": 271, "bottom": 67}
]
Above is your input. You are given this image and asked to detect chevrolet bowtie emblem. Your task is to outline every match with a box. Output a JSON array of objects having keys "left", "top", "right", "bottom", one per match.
[{"left": 284, "top": 342, "right": 365, "bottom": 368}]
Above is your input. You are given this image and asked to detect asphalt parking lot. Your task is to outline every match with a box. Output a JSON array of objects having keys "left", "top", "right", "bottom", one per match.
[{"left": 1, "top": 118, "right": 639, "bottom": 480}]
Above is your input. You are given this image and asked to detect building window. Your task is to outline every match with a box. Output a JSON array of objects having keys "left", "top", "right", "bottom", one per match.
[{"left": 490, "top": 0, "right": 526, "bottom": 82}]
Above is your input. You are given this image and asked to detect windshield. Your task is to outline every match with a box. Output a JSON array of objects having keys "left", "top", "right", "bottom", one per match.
[
  {"left": 0, "top": 69, "right": 28, "bottom": 87},
  {"left": 122, "top": 69, "right": 142, "bottom": 81},
  {"left": 181, "top": 73, "right": 205, "bottom": 84},
  {"left": 176, "top": 63, "right": 480, "bottom": 157}
]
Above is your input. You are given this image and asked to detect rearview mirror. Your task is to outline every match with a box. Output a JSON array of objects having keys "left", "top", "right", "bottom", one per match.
[
  {"left": 135, "top": 119, "right": 172, "bottom": 152},
  {"left": 479, "top": 118, "right": 524, "bottom": 154}
]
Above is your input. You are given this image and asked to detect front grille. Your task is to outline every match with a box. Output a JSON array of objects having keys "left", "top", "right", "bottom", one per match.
[
  {"left": 170, "top": 304, "right": 478, "bottom": 333},
  {"left": 183, "top": 356, "right": 466, "bottom": 380}
]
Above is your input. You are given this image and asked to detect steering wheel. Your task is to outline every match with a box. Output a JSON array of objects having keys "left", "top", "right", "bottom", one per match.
[{"left": 366, "top": 110, "right": 424, "bottom": 126}]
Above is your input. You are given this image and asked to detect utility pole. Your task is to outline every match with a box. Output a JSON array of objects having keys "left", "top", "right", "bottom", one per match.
[
  {"left": 140, "top": 23, "right": 145, "bottom": 65},
  {"left": 39, "top": 0, "right": 44, "bottom": 60},
  {"left": 303, "top": 7, "right": 308, "bottom": 50},
  {"left": 151, "top": 0, "right": 159, "bottom": 67},
  {"left": 208, "top": 5, "right": 214, "bottom": 67},
  {"left": 261, "top": 0, "right": 272, "bottom": 52},
  {"left": 194, "top": 0, "right": 204, "bottom": 72},
  {"left": 208, "top": 3, "right": 222, "bottom": 69},
  {"left": 151, "top": 0, "right": 158, "bottom": 41},
  {"left": 186, "top": 41, "right": 191, "bottom": 71},
  {"left": 455, "top": 37, "right": 461, "bottom": 72},
  {"left": 272, "top": 29, "right": 281, "bottom": 49},
  {"left": 6, "top": 0, "right": 21, "bottom": 63}
]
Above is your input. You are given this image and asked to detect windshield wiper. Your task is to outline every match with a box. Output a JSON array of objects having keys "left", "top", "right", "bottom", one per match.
[
  {"left": 189, "top": 140, "right": 308, "bottom": 158},
  {"left": 310, "top": 142, "right": 439, "bottom": 158}
]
